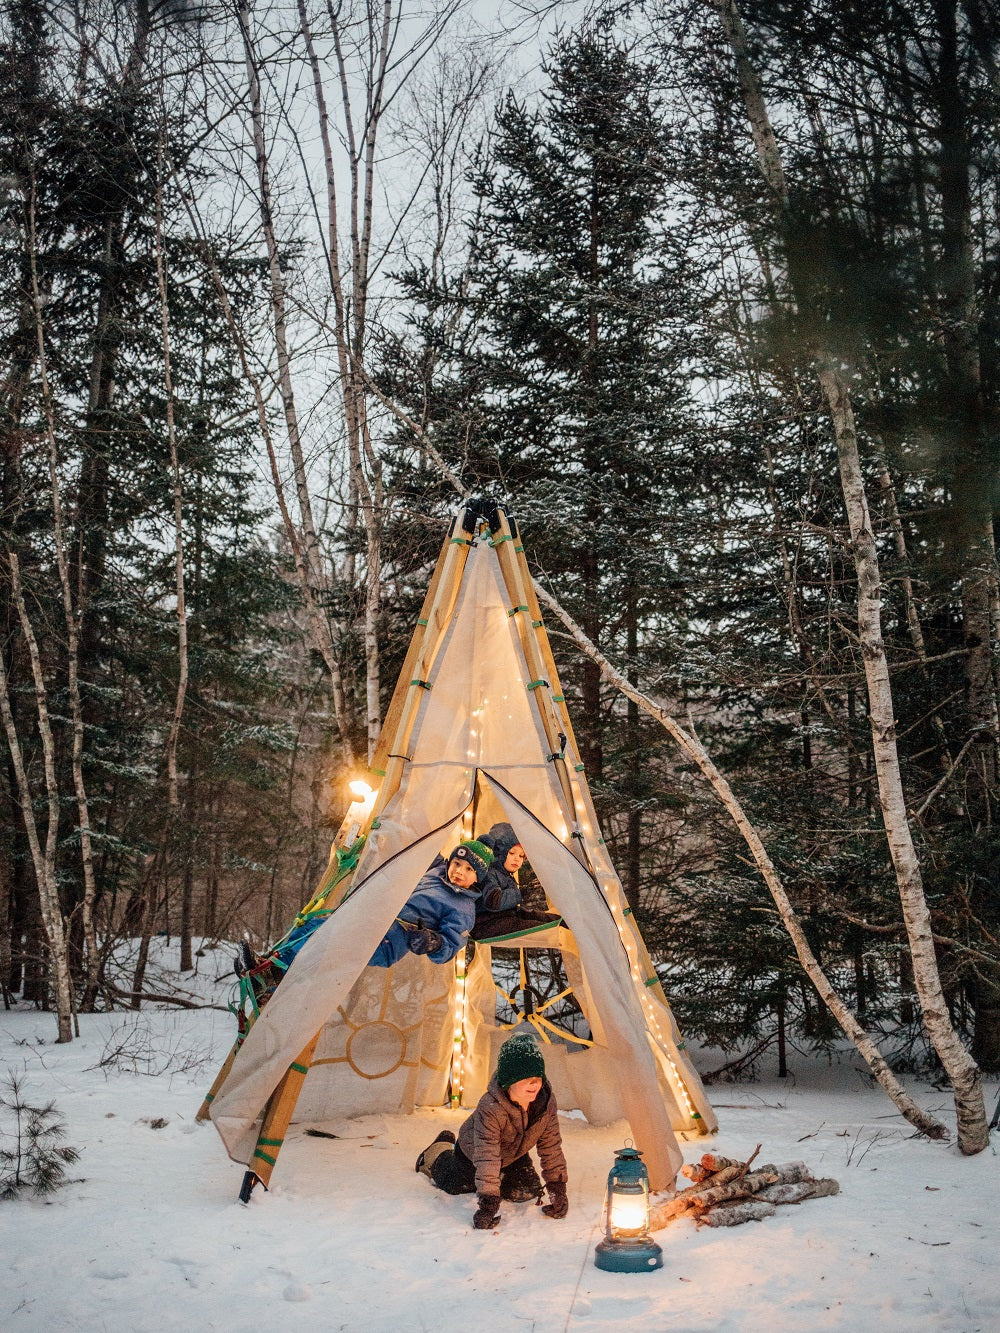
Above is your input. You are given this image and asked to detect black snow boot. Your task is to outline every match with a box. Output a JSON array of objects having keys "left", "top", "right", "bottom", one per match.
[
  {"left": 415, "top": 1130, "right": 456, "bottom": 1177},
  {"left": 500, "top": 1154, "right": 543, "bottom": 1202}
]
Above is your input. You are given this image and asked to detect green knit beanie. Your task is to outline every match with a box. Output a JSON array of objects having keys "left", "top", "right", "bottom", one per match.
[
  {"left": 449, "top": 839, "right": 494, "bottom": 884},
  {"left": 496, "top": 1032, "right": 545, "bottom": 1089}
]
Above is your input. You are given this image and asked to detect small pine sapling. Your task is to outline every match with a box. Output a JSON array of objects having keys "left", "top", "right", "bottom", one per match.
[{"left": 0, "top": 1070, "right": 80, "bottom": 1199}]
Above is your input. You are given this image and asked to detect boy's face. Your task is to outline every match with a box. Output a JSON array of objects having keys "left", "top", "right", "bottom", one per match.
[
  {"left": 447, "top": 857, "right": 479, "bottom": 889},
  {"left": 504, "top": 844, "right": 526, "bottom": 872},
  {"left": 507, "top": 1076, "right": 543, "bottom": 1109}
]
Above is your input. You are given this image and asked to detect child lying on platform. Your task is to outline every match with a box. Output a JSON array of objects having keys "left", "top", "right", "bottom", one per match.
[
  {"left": 368, "top": 838, "right": 493, "bottom": 967},
  {"left": 415, "top": 1031, "right": 569, "bottom": 1229},
  {"left": 239, "top": 839, "right": 493, "bottom": 984},
  {"left": 470, "top": 822, "right": 561, "bottom": 941}
]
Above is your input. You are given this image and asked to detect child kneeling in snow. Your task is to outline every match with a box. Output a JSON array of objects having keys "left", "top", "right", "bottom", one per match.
[
  {"left": 415, "top": 1032, "right": 569, "bottom": 1229},
  {"left": 368, "top": 839, "right": 493, "bottom": 968}
]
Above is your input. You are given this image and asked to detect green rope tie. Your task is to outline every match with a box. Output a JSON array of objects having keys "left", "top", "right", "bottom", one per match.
[
  {"left": 527, "top": 679, "right": 548, "bottom": 691},
  {"left": 507, "top": 605, "right": 529, "bottom": 617},
  {"left": 370, "top": 766, "right": 386, "bottom": 777},
  {"left": 489, "top": 533, "right": 514, "bottom": 546},
  {"left": 546, "top": 753, "right": 564, "bottom": 763},
  {"left": 515, "top": 545, "right": 525, "bottom": 553},
  {"left": 574, "top": 763, "right": 584, "bottom": 772},
  {"left": 203, "top": 1092, "right": 214, "bottom": 1104},
  {"left": 692, "top": 1111, "right": 703, "bottom": 1120},
  {"left": 252, "top": 1148, "right": 277, "bottom": 1166},
  {"left": 677, "top": 1040, "right": 686, "bottom": 1050},
  {"left": 623, "top": 905, "right": 632, "bottom": 917},
  {"left": 644, "top": 976, "right": 659, "bottom": 988},
  {"left": 290, "top": 1062, "right": 309, "bottom": 1075},
  {"left": 532, "top": 619, "right": 543, "bottom": 628},
  {"left": 417, "top": 618, "right": 429, "bottom": 626},
  {"left": 257, "top": 1137, "right": 283, "bottom": 1148},
  {"left": 410, "top": 679, "right": 431, "bottom": 690},
  {"left": 371, "top": 817, "right": 381, "bottom": 829},
  {"left": 450, "top": 536, "right": 471, "bottom": 546},
  {"left": 551, "top": 693, "right": 564, "bottom": 702}
]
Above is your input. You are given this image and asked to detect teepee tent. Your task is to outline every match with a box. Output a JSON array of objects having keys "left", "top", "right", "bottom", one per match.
[{"left": 204, "top": 500, "right": 715, "bottom": 1198}]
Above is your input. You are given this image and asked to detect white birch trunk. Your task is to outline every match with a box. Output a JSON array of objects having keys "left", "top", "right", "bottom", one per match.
[
  {"left": 235, "top": 1, "right": 353, "bottom": 747},
  {"left": 712, "top": 0, "right": 987, "bottom": 1153},
  {"left": 154, "top": 139, "right": 188, "bottom": 818},
  {"left": 26, "top": 172, "right": 100, "bottom": 1006},
  {"left": 2, "top": 556, "right": 74, "bottom": 1041},
  {"left": 532, "top": 584, "right": 949, "bottom": 1143},
  {"left": 178, "top": 185, "right": 353, "bottom": 751}
]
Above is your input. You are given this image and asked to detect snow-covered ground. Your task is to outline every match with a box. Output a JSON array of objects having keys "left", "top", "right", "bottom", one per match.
[{"left": 1, "top": 944, "right": 997, "bottom": 1332}]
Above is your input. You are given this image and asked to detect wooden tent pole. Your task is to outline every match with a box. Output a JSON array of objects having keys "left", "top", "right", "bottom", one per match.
[
  {"left": 498, "top": 507, "right": 714, "bottom": 1133},
  {"left": 239, "top": 1032, "right": 321, "bottom": 1202},
  {"left": 489, "top": 508, "right": 583, "bottom": 840},
  {"left": 196, "top": 1038, "right": 240, "bottom": 1122},
  {"left": 221, "top": 512, "right": 476, "bottom": 1199},
  {"left": 369, "top": 514, "right": 475, "bottom": 823}
]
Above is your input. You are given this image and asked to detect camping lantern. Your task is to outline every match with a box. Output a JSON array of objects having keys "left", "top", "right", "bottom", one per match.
[{"left": 594, "top": 1144, "right": 663, "bottom": 1273}]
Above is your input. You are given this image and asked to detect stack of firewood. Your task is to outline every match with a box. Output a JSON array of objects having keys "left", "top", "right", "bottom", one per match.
[{"left": 649, "top": 1147, "right": 840, "bottom": 1229}]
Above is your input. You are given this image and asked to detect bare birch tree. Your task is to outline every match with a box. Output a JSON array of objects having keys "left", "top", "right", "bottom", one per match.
[
  {"left": 0, "top": 555, "right": 74, "bottom": 1042},
  {"left": 709, "top": 0, "right": 987, "bottom": 1153}
]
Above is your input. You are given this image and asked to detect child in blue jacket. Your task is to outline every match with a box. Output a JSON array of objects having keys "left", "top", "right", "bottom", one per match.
[{"left": 369, "top": 839, "right": 493, "bottom": 967}]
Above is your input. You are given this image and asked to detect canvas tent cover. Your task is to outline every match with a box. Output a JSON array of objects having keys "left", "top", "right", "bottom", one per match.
[{"left": 210, "top": 536, "right": 715, "bottom": 1192}]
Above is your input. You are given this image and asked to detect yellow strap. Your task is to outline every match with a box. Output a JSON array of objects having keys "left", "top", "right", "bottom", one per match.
[
  {"left": 528, "top": 1012, "right": 593, "bottom": 1047},
  {"left": 535, "top": 987, "right": 573, "bottom": 1014}
]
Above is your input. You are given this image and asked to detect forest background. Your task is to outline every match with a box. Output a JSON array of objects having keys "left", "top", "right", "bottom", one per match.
[{"left": 1, "top": 0, "right": 997, "bottom": 1144}]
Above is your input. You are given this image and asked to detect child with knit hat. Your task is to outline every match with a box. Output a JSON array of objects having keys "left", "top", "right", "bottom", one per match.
[
  {"left": 368, "top": 838, "right": 494, "bottom": 968},
  {"left": 470, "top": 822, "right": 562, "bottom": 941},
  {"left": 415, "top": 1031, "right": 569, "bottom": 1229}
]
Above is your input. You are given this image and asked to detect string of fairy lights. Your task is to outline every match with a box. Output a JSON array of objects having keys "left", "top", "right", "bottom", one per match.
[{"left": 379, "top": 533, "right": 701, "bottom": 1126}]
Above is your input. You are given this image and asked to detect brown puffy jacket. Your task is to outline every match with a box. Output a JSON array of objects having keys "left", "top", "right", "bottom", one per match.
[{"left": 457, "top": 1075, "right": 568, "bottom": 1197}]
